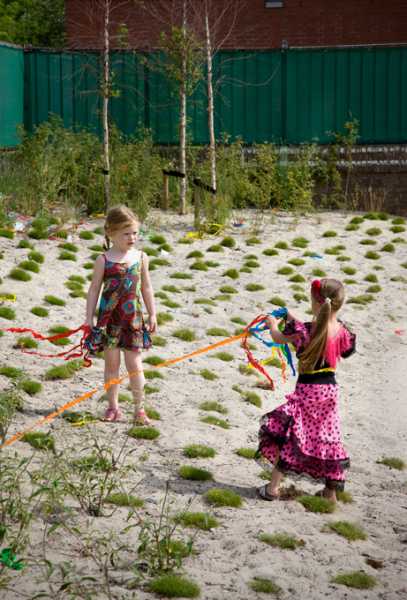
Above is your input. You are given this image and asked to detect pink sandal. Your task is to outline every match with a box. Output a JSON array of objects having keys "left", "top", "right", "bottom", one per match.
[
  {"left": 133, "top": 409, "right": 151, "bottom": 426},
  {"left": 103, "top": 407, "right": 123, "bottom": 422}
]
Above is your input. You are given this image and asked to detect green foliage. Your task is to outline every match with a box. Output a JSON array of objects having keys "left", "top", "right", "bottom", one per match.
[
  {"left": 179, "top": 465, "right": 213, "bottom": 481},
  {"left": 222, "top": 268, "right": 239, "bottom": 279},
  {"left": 347, "top": 294, "right": 374, "bottom": 305},
  {"left": 0, "top": 388, "right": 24, "bottom": 443},
  {"left": 157, "top": 312, "right": 174, "bottom": 326},
  {"left": 199, "top": 369, "right": 218, "bottom": 381},
  {"left": 173, "top": 328, "right": 196, "bottom": 342},
  {"left": 44, "top": 294, "right": 66, "bottom": 306},
  {"left": 0, "top": 228, "right": 14, "bottom": 239},
  {"left": 263, "top": 248, "right": 279, "bottom": 256},
  {"left": 183, "top": 444, "right": 216, "bottom": 459},
  {"left": 9, "top": 268, "right": 31, "bottom": 282},
  {"left": 249, "top": 577, "right": 281, "bottom": 594},
  {"left": 269, "top": 296, "right": 286, "bottom": 307},
  {"left": 327, "top": 521, "right": 367, "bottom": 541},
  {"left": 176, "top": 512, "right": 219, "bottom": 531},
  {"left": 213, "top": 351, "right": 234, "bottom": 362},
  {"left": 277, "top": 266, "right": 294, "bottom": 275},
  {"left": 0, "top": 306, "right": 16, "bottom": 320},
  {"left": 332, "top": 571, "right": 377, "bottom": 589},
  {"left": 31, "top": 306, "right": 49, "bottom": 317},
  {"left": 22, "top": 431, "right": 55, "bottom": 452},
  {"left": 128, "top": 426, "right": 160, "bottom": 440},
  {"left": 148, "top": 574, "right": 200, "bottom": 598},
  {"left": 0, "top": 0, "right": 65, "bottom": 46},
  {"left": 245, "top": 283, "right": 265, "bottom": 292},
  {"left": 297, "top": 495, "right": 336, "bottom": 513},
  {"left": 377, "top": 456, "right": 405, "bottom": 470},
  {"left": 364, "top": 251, "right": 380, "bottom": 260},
  {"left": 220, "top": 236, "right": 236, "bottom": 248},
  {"left": 206, "top": 327, "right": 229, "bottom": 337},
  {"left": 204, "top": 488, "right": 242, "bottom": 507},
  {"left": 201, "top": 416, "right": 229, "bottom": 429},
  {"left": 20, "top": 379, "right": 42, "bottom": 396},
  {"left": 0, "top": 365, "right": 24, "bottom": 379},
  {"left": 259, "top": 532, "right": 305, "bottom": 549},
  {"left": 105, "top": 493, "right": 144, "bottom": 508},
  {"left": 15, "top": 336, "right": 39, "bottom": 349},
  {"left": 235, "top": 447, "right": 256, "bottom": 459},
  {"left": 199, "top": 401, "right": 227, "bottom": 414},
  {"left": 45, "top": 359, "right": 83, "bottom": 380}
]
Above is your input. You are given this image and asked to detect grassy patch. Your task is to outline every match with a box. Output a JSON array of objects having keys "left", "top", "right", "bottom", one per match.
[
  {"left": 144, "top": 356, "right": 165, "bottom": 366},
  {"left": 173, "top": 328, "right": 196, "bottom": 342},
  {"left": 365, "top": 227, "right": 382, "bottom": 236},
  {"left": 277, "top": 266, "right": 294, "bottom": 275},
  {"left": 44, "top": 295, "right": 66, "bottom": 306},
  {"left": 105, "top": 493, "right": 144, "bottom": 508},
  {"left": 392, "top": 216, "right": 406, "bottom": 225},
  {"left": 213, "top": 351, "right": 234, "bottom": 362},
  {"left": 345, "top": 224, "right": 359, "bottom": 231},
  {"left": 200, "top": 401, "right": 227, "bottom": 414},
  {"left": 219, "top": 285, "right": 238, "bottom": 295},
  {"left": 128, "top": 426, "right": 160, "bottom": 440},
  {"left": 312, "top": 268, "right": 327, "bottom": 277},
  {"left": 204, "top": 487, "right": 242, "bottom": 507},
  {"left": 145, "top": 406, "right": 161, "bottom": 420},
  {"left": 59, "top": 242, "right": 78, "bottom": 252},
  {"left": 292, "top": 236, "right": 309, "bottom": 248},
  {"left": 322, "top": 230, "right": 337, "bottom": 237},
  {"left": 17, "top": 239, "right": 34, "bottom": 249},
  {"left": 249, "top": 578, "right": 281, "bottom": 595},
  {"left": 327, "top": 521, "right": 367, "bottom": 541},
  {"left": 190, "top": 261, "right": 208, "bottom": 271},
  {"left": 144, "top": 370, "right": 164, "bottom": 380},
  {"left": 288, "top": 258, "right": 305, "bottom": 266},
  {"left": 199, "top": 369, "right": 218, "bottom": 381},
  {"left": 235, "top": 447, "right": 256, "bottom": 459},
  {"left": 194, "top": 298, "right": 216, "bottom": 306},
  {"left": 31, "top": 306, "right": 49, "bottom": 317},
  {"left": 359, "top": 238, "right": 377, "bottom": 245},
  {"left": 183, "top": 444, "right": 216, "bottom": 459},
  {"left": 391, "top": 225, "right": 406, "bottom": 233},
  {"left": 150, "top": 234, "right": 167, "bottom": 245},
  {"left": 275, "top": 241, "right": 288, "bottom": 250},
  {"left": 246, "top": 236, "right": 261, "bottom": 245},
  {"left": 19, "top": 260, "right": 40, "bottom": 273},
  {"left": 45, "top": 359, "right": 83, "bottom": 380},
  {"left": 157, "top": 312, "right": 174, "bottom": 326},
  {"left": 349, "top": 216, "right": 364, "bottom": 224},
  {"left": 245, "top": 283, "right": 265, "bottom": 292},
  {"left": 293, "top": 292, "right": 308, "bottom": 303},
  {"left": 230, "top": 316, "right": 246, "bottom": 325},
  {"left": 0, "top": 365, "right": 24, "bottom": 379},
  {"left": 0, "top": 306, "right": 16, "bottom": 320},
  {"left": 242, "top": 391, "right": 262, "bottom": 408},
  {"left": 222, "top": 268, "right": 239, "bottom": 279},
  {"left": 170, "top": 272, "right": 193, "bottom": 280},
  {"left": 201, "top": 416, "right": 229, "bottom": 429},
  {"left": 366, "top": 284, "right": 381, "bottom": 293},
  {"left": 148, "top": 574, "right": 200, "bottom": 598},
  {"left": 58, "top": 251, "right": 77, "bottom": 261},
  {"left": 297, "top": 495, "right": 336, "bottom": 513},
  {"left": 20, "top": 380, "right": 42, "bottom": 395},
  {"left": 259, "top": 532, "right": 305, "bottom": 550},
  {"left": 263, "top": 248, "right": 279, "bottom": 256},
  {"left": 9, "top": 268, "right": 31, "bottom": 281},
  {"left": 0, "top": 228, "right": 14, "bottom": 239},
  {"left": 179, "top": 465, "right": 213, "bottom": 481},
  {"left": 15, "top": 336, "right": 39, "bottom": 349},
  {"left": 207, "top": 244, "right": 223, "bottom": 253},
  {"left": 269, "top": 296, "right": 286, "bottom": 307},
  {"left": 376, "top": 456, "right": 405, "bottom": 470},
  {"left": 22, "top": 432, "right": 55, "bottom": 451},
  {"left": 162, "top": 285, "right": 181, "bottom": 294},
  {"left": 341, "top": 266, "right": 357, "bottom": 275},
  {"left": 289, "top": 274, "right": 306, "bottom": 283},
  {"left": 347, "top": 294, "right": 374, "bottom": 305},
  {"left": 244, "top": 259, "right": 260, "bottom": 269},
  {"left": 337, "top": 490, "right": 353, "bottom": 503},
  {"left": 162, "top": 299, "right": 181, "bottom": 309},
  {"left": 220, "top": 236, "right": 236, "bottom": 248},
  {"left": 365, "top": 251, "right": 380, "bottom": 260},
  {"left": 176, "top": 512, "right": 219, "bottom": 530},
  {"left": 364, "top": 273, "right": 378, "bottom": 283},
  {"left": 331, "top": 571, "right": 377, "bottom": 590},
  {"left": 79, "top": 230, "right": 94, "bottom": 240},
  {"left": 381, "top": 243, "right": 395, "bottom": 253}
]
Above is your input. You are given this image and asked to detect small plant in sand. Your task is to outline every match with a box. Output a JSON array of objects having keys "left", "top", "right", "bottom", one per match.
[
  {"left": 244, "top": 259, "right": 260, "bottom": 269},
  {"left": 45, "top": 359, "right": 84, "bottom": 380},
  {"left": 365, "top": 251, "right": 380, "bottom": 260},
  {"left": 219, "top": 285, "right": 238, "bottom": 295},
  {"left": 220, "top": 236, "right": 236, "bottom": 248},
  {"left": 176, "top": 512, "right": 219, "bottom": 531},
  {"left": 0, "top": 388, "right": 24, "bottom": 444},
  {"left": 207, "top": 327, "right": 230, "bottom": 337},
  {"left": 144, "top": 370, "right": 164, "bottom": 380},
  {"left": 144, "top": 356, "right": 165, "bottom": 366},
  {"left": 277, "top": 266, "right": 294, "bottom": 275},
  {"left": 150, "top": 234, "right": 167, "bottom": 245},
  {"left": 194, "top": 298, "right": 216, "bottom": 306},
  {"left": 201, "top": 415, "right": 229, "bottom": 429},
  {"left": 297, "top": 495, "right": 336, "bottom": 513},
  {"left": 322, "top": 230, "right": 337, "bottom": 237},
  {"left": 183, "top": 444, "right": 216, "bottom": 459},
  {"left": 128, "top": 426, "right": 160, "bottom": 440},
  {"left": 15, "top": 336, "right": 39, "bottom": 349},
  {"left": 148, "top": 574, "right": 200, "bottom": 598},
  {"left": 363, "top": 211, "right": 388, "bottom": 220},
  {"left": 346, "top": 223, "right": 359, "bottom": 231},
  {"left": 204, "top": 487, "right": 242, "bottom": 507},
  {"left": 9, "top": 268, "right": 31, "bottom": 282},
  {"left": 179, "top": 466, "right": 213, "bottom": 481},
  {"left": 249, "top": 577, "right": 281, "bottom": 595},
  {"left": 150, "top": 258, "right": 171, "bottom": 268},
  {"left": 240, "top": 266, "right": 252, "bottom": 274},
  {"left": 200, "top": 401, "right": 227, "bottom": 414},
  {"left": 336, "top": 255, "right": 351, "bottom": 262},
  {"left": 381, "top": 243, "right": 395, "bottom": 253},
  {"left": 31, "top": 306, "right": 49, "bottom": 317},
  {"left": 0, "top": 306, "right": 16, "bottom": 320},
  {"left": 288, "top": 258, "right": 305, "bottom": 267},
  {"left": 235, "top": 447, "right": 256, "bottom": 459},
  {"left": 83, "top": 261, "right": 94, "bottom": 269},
  {"left": 312, "top": 268, "right": 327, "bottom": 277},
  {"left": 366, "top": 284, "right": 381, "bottom": 293},
  {"left": 292, "top": 237, "right": 309, "bottom": 248},
  {"left": 59, "top": 242, "right": 78, "bottom": 252},
  {"left": 214, "top": 351, "right": 234, "bottom": 362},
  {"left": 199, "top": 369, "right": 218, "bottom": 381},
  {"left": 343, "top": 279, "right": 357, "bottom": 285},
  {"left": 392, "top": 216, "right": 406, "bottom": 225},
  {"left": 245, "top": 283, "right": 265, "bottom": 292},
  {"left": 326, "top": 521, "right": 367, "bottom": 541},
  {"left": 0, "top": 365, "right": 24, "bottom": 379},
  {"left": 207, "top": 244, "right": 223, "bottom": 253},
  {"left": 275, "top": 241, "right": 288, "bottom": 250},
  {"left": 105, "top": 493, "right": 144, "bottom": 508},
  {"left": 337, "top": 490, "right": 353, "bottom": 503},
  {"left": 170, "top": 272, "right": 193, "bottom": 280},
  {"left": 144, "top": 246, "right": 159, "bottom": 257},
  {"left": 359, "top": 238, "right": 377, "bottom": 245},
  {"left": 289, "top": 274, "right": 306, "bottom": 283},
  {"left": 242, "top": 391, "right": 262, "bottom": 408},
  {"left": 293, "top": 292, "right": 308, "bottom": 303},
  {"left": 263, "top": 248, "right": 279, "bottom": 256},
  {"left": 347, "top": 294, "right": 374, "bottom": 305},
  {"left": 0, "top": 228, "right": 14, "bottom": 239},
  {"left": 79, "top": 230, "right": 94, "bottom": 240},
  {"left": 145, "top": 406, "right": 161, "bottom": 420},
  {"left": 391, "top": 225, "right": 406, "bottom": 234},
  {"left": 58, "top": 251, "right": 77, "bottom": 261},
  {"left": 246, "top": 236, "right": 261, "bottom": 245},
  {"left": 189, "top": 261, "right": 208, "bottom": 272},
  {"left": 20, "top": 379, "right": 42, "bottom": 396},
  {"left": 331, "top": 571, "right": 377, "bottom": 590},
  {"left": 157, "top": 312, "right": 174, "bottom": 326},
  {"left": 44, "top": 295, "right": 66, "bottom": 306},
  {"left": 341, "top": 266, "right": 357, "bottom": 275},
  {"left": 259, "top": 532, "right": 305, "bottom": 550},
  {"left": 364, "top": 273, "right": 378, "bottom": 283},
  {"left": 231, "top": 316, "right": 246, "bottom": 325},
  {"left": 173, "top": 328, "right": 196, "bottom": 342},
  {"left": 162, "top": 298, "right": 181, "bottom": 309},
  {"left": 22, "top": 431, "right": 55, "bottom": 452},
  {"left": 365, "top": 227, "right": 382, "bottom": 236},
  {"left": 205, "top": 260, "right": 220, "bottom": 268},
  {"left": 269, "top": 296, "right": 286, "bottom": 307},
  {"left": 19, "top": 260, "right": 40, "bottom": 273},
  {"left": 376, "top": 456, "right": 405, "bottom": 470},
  {"left": 349, "top": 216, "right": 364, "bottom": 225}
]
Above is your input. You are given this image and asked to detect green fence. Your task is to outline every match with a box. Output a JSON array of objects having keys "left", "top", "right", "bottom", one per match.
[
  {"left": 0, "top": 43, "right": 24, "bottom": 148},
  {"left": 1, "top": 45, "right": 407, "bottom": 148}
]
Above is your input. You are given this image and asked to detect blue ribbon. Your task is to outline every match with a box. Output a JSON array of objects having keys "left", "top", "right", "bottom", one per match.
[{"left": 248, "top": 307, "right": 296, "bottom": 376}]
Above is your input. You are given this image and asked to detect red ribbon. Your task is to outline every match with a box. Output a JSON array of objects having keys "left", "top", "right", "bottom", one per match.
[{"left": 241, "top": 315, "right": 275, "bottom": 390}]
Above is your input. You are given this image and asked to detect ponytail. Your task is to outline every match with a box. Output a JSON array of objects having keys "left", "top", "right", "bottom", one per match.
[
  {"left": 103, "top": 235, "right": 110, "bottom": 251},
  {"left": 298, "top": 298, "right": 331, "bottom": 373}
]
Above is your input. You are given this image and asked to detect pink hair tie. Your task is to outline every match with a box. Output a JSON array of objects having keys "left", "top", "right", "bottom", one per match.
[{"left": 311, "top": 279, "right": 325, "bottom": 304}]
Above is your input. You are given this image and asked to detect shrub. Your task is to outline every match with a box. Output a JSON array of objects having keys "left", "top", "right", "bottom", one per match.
[
  {"left": 242, "top": 391, "right": 262, "bottom": 408},
  {"left": 150, "top": 234, "right": 167, "bottom": 245},
  {"left": 0, "top": 228, "right": 14, "bottom": 239},
  {"left": 364, "top": 273, "right": 378, "bottom": 283},
  {"left": 186, "top": 250, "right": 203, "bottom": 259},
  {"left": 246, "top": 237, "right": 261, "bottom": 245}
]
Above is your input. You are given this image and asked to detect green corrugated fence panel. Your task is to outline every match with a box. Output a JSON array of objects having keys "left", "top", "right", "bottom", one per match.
[
  {"left": 4, "top": 46, "right": 407, "bottom": 146},
  {"left": 0, "top": 44, "right": 24, "bottom": 147}
]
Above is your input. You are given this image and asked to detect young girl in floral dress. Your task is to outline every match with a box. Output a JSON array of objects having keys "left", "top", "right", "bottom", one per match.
[
  {"left": 256, "top": 278, "right": 356, "bottom": 503},
  {"left": 85, "top": 205, "right": 157, "bottom": 424}
]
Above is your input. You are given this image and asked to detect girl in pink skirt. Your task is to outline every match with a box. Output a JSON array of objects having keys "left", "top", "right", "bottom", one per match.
[{"left": 256, "top": 278, "right": 356, "bottom": 503}]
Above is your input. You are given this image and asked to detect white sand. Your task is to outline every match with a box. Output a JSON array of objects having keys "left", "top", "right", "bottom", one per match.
[{"left": 0, "top": 209, "right": 406, "bottom": 599}]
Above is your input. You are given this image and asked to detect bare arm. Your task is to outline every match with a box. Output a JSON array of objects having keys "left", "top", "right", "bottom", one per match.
[
  {"left": 85, "top": 255, "right": 105, "bottom": 326},
  {"left": 140, "top": 252, "right": 157, "bottom": 333},
  {"left": 265, "top": 315, "right": 297, "bottom": 345}
]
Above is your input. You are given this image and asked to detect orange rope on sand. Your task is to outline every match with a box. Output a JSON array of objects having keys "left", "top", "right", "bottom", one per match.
[{"left": 1, "top": 332, "right": 247, "bottom": 449}]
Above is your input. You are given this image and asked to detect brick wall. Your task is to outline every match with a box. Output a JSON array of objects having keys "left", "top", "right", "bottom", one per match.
[{"left": 65, "top": 0, "right": 407, "bottom": 50}]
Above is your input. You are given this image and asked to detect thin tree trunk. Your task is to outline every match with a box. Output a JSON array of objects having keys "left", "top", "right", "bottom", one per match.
[
  {"left": 179, "top": 0, "right": 187, "bottom": 214},
  {"left": 205, "top": 8, "right": 216, "bottom": 196},
  {"left": 102, "top": 0, "right": 111, "bottom": 213}
]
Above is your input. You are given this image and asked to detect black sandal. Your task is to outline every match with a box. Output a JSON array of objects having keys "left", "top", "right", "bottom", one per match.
[{"left": 257, "top": 485, "right": 279, "bottom": 501}]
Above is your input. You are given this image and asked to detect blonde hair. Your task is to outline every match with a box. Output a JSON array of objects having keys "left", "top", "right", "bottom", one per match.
[
  {"left": 298, "top": 278, "right": 345, "bottom": 374},
  {"left": 103, "top": 205, "right": 139, "bottom": 250}
]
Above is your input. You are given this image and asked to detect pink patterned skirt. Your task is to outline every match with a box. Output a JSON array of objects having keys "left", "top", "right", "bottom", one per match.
[{"left": 257, "top": 382, "right": 350, "bottom": 490}]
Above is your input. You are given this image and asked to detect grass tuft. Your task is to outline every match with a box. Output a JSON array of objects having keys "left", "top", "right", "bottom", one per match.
[
  {"left": 331, "top": 571, "right": 377, "bottom": 589},
  {"left": 327, "top": 521, "right": 367, "bottom": 541},
  {"left": 20, "top": 380, "right": 42, "bottom": 395},
  {"left": 128, "top": 426, "right": 160, "bottom": 440},
  {"left": 105, "top": 493, "right": 144, "bottom": 508},
  {"left": 176, "top": 512, "right": 219, "bottom": 530},
  {"left": 204, "top": 487, "right": 242, "bottom": 507},
  {"left": 31, "top": 306, "right": 49, "bottom": 317},
  {"left": 45, "top": 359, "right": 83, "bottom": 380},
  {"left": 200, "top": 400, "right": 227, "bottom": 414},
  {"left": 179, "top": 465, "right": 213, "bottom": 481},
  {"left": 9, "top": 268, "right": 31, "bottom": 282},
  {"left": 249, "top": 577, "right": 281, "bottom": 595},
  {"left": 222, "top": 268, "right": 239, "bottom": 279},
  {"left": 0, "top": 306, "right": 16, "bottom": 320},
  {"left": 297, "top": 495, "right": 336, "bottom": 513},
  {"left": 22, "top": 432, "right": 55, "bottom": 451},
  {"left": 259, "top": 532, "right": 305, "bottom": 550},
  {"left": 148, "top": 574, "right": 200, "bottom": 598},
  {"left": 376, "top": 456, "right": 405, "bottom": 470},
  {"left": 173, "top": 328, "right": 196, "bottom": 342},
  {"left": 220, "top": 236, "right": 236, "bottom": 248},
  {"left": 199, "top": 369, "right": 218, "bottom": 381},
  {"left": 213, "top": 351, "right": 234, "bottom": 362},
  {"left": 245, "top": 283, "right": 265, "bottom": 292},
  {"left": 201, "top": 416, "right": 229, "bottom": 429},
  {"left": 183, "top": 444, "right": 216, "bottom": 458},
  {"left": 235, "top": 447, "right": 256, "bottom": 459},
  {"left": 44, "top": 295, "right": 66, "bottom": 306}
]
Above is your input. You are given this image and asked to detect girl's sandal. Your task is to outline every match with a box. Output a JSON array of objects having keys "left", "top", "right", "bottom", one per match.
[
  {"left": 133, "top": 409, "right": 151, "bottom": 426},
  {"left": 257, "top": 485, "right": 280, "bottom": 501},
  {"left": 103, "top": 407, "right": 123, "bottom": 422}
]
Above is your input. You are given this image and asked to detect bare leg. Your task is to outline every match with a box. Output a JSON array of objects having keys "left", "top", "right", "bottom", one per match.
[
  {"left": 265, "top": 450, "right": 283, "bottom": 496},
  {"left": 104, "top": 347, "right": 121, "bottom": 410},
  {"left": 124, "top": 350, "right": 147, "bottom": 421}
]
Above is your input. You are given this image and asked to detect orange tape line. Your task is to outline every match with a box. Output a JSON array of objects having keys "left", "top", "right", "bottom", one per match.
[{"left": 1, "top": 332, "right": 247, "bottom": 449}]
